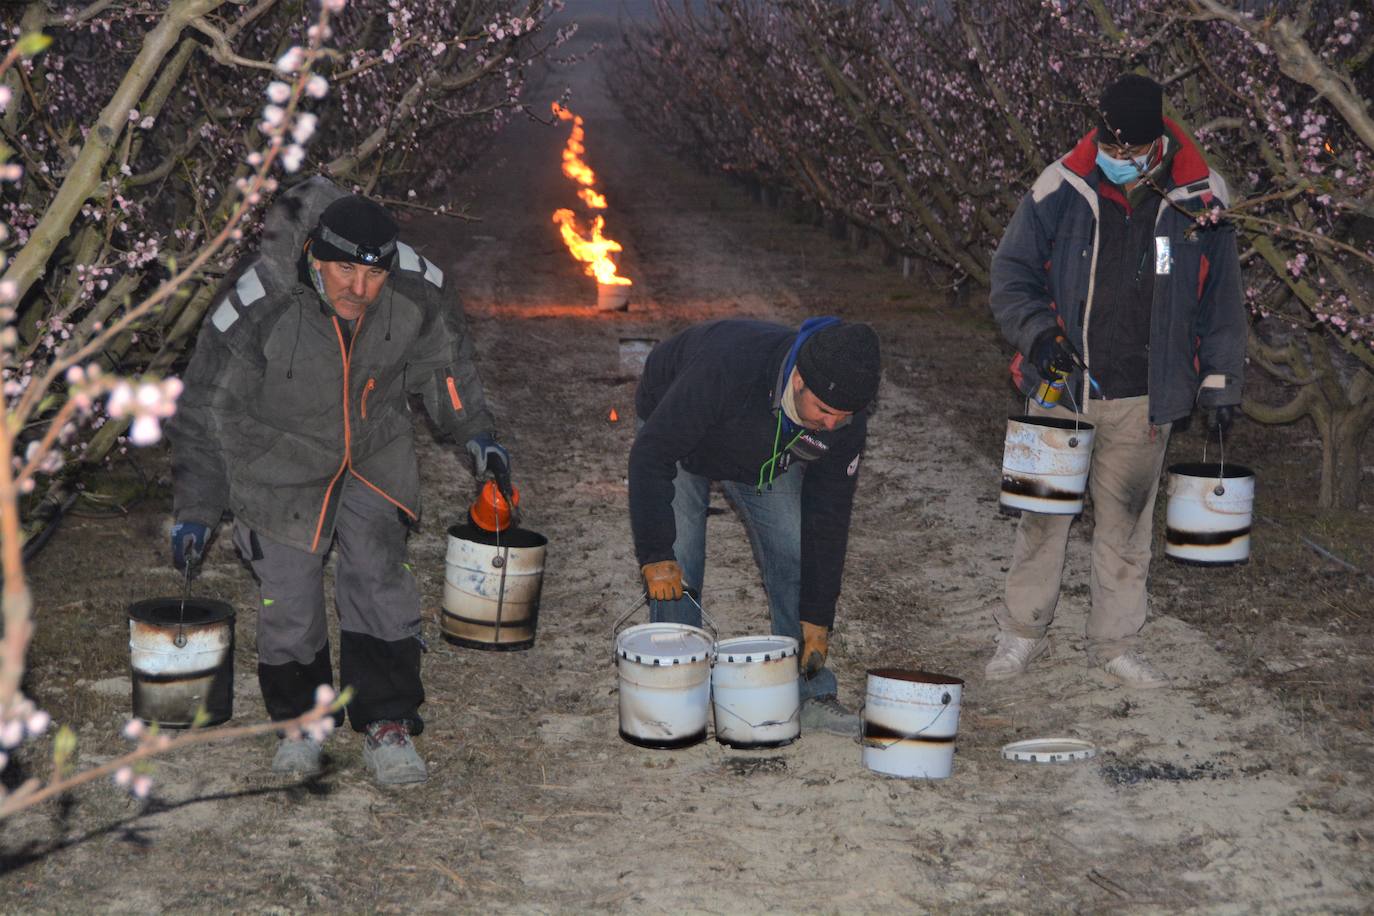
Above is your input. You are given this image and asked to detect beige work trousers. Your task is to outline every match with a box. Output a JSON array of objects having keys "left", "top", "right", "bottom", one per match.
[{"left": 996, "top": 396, "right": 1171, "bottom": 664}]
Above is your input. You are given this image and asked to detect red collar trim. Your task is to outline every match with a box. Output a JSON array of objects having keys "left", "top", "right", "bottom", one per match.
[{"left": 1062, "top": 117, "right": 1210, "bottom": 188}]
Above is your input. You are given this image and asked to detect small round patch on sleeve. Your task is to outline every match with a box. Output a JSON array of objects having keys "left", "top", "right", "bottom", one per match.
[{"left": 847, "top": 453, "right": 861, "bottom": 477}]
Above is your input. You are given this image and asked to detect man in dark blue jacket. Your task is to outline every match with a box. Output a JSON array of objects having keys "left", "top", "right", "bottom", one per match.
[
  {"left": 986, "top": 74, "right": 1245, "bottom": 688},
  {"left": 629, "top": 318, "right": 881, "bottom": 735}
]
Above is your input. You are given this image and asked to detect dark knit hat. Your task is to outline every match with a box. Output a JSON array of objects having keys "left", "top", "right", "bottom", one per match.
[
  {"left": 796, "top": 322, "right": 881, "bottom": 412},
  {"left": 310, "top": 195, "right": 398, "bottom": 269},
  {"left": 1097, "top": 74, "right": 1163, "bottom": 146}
]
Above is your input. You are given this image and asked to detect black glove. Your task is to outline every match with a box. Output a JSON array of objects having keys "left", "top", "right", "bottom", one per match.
[
  {"left": 171, "top": 521, "right": 209, "bottom": 572},
  {"left": 1028, "top": 329, "right": 1076, "bottom": 378},
  {"left": 465, "top": 433, "right": 512, "bottom": 497},
  {"left": 1206, "top": 405, "right": 1236, "bottom": 438}
]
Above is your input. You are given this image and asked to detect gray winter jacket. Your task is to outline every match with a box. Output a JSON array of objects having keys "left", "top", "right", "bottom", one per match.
[
  {"left": 989, "top": 120, "right": 1246, "bottom": 425},
  {"left": 169, "top": 178, "right": 495, "bottom": 552}
]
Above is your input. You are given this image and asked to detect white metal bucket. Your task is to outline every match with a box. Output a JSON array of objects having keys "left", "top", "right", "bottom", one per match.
[
  {"left": 711, "top": 636, "right": 801, "bottom": 749},
  {"left": 1000, "top": 414, "right": 1095, "bottom": 515},
  {"left": 129, "top": 598, "right": 235, "bottom": 728},
  {"left": 597, "top": 282, "right": 631, "bottom": 311},
  {"left": 441, "top": 524, "right": 548, "bottom": 650},
  {"left": 861, "top": 669, "right": 964, "bottom": 779},
  {"left": 1165, "top": 462, "right": 1255, "bottom": 566},
  {"left": 616, "top": 623, "right": 713, "bottom": 749}
]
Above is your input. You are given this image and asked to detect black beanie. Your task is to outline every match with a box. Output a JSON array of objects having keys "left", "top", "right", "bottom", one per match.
[
  {"left": 1097, "top": 74, "right": 1163, "bottom": 146},
  {"left": 796, "top": 322, "right": 881, "bottom": 412},
  {"left": 310, "top": 195, "right": 399, "bottom": 269}
]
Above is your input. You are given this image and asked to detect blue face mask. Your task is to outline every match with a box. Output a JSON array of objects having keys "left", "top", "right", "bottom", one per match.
[{"left": 1096, "top": 148, "right": 1151, "bottom": 185}]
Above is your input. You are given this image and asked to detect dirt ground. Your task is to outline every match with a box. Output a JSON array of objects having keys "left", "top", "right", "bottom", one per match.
[{"left": 4, "top": 14, "right": 1373, "bottom": 914}]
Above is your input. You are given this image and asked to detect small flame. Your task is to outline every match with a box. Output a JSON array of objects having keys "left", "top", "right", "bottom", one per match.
[
  {"left": 579, "top": 188, "right": 607, "bottom": 209},
  {"left": 1323, "top": 140, "right": 1334, "bottom": 154},
  {"left": 552, "top": 209, "right": 632, "bottom": 286},
  {"left": 609, "top": 408, "right": 619, "bottom": 422}
]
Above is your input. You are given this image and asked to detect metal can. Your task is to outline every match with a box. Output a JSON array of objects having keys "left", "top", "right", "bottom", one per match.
[{"left": 1031, "top": 370, "right": 1068, "bottom": 408}]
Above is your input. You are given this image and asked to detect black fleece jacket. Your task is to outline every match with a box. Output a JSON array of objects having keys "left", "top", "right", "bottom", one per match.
[{"left": 629, "top": 319, "right": 867, "bottom": 628}]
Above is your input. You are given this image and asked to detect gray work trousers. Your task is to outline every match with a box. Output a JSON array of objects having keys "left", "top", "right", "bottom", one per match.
[
  {"left": 233, "top": 475, "right": 421, "bottom": 663},
  {"left": 233, "top": 475, "right": 424, "bottom": 730},
  {"left": 996, "top": 396, "right": 1172, "bottom": 663}
]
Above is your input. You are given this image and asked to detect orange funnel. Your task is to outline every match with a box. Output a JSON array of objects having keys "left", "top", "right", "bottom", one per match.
[{"left": 470, "top": 480, "right": 519, "bottom": 532}]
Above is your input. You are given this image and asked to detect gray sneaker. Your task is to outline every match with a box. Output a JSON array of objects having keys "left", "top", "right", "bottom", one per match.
[
  {"left": 363, "top": 721, "right": 428, "bottom": 785},
  {"left": 984, "top": 632, "right": 1050, "bottom": 681},
  {"left": 1103, "top": 651, "right": 1171, "bottom": 689},
  {"left": 800, "top": 695, "right": 860, "bottom": 737},
  {"left": 271, "top": 736, "right": 323, "bottom": 775}
]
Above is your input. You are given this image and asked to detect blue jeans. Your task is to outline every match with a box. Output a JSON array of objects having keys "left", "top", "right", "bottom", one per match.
[{"left": 650, "top": 464, "right": 839, "bottom": 701}]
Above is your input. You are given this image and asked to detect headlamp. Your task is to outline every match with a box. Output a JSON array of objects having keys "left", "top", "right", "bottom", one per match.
[{"left": 317, "top": 223, "right": 396, "bottom": 267}]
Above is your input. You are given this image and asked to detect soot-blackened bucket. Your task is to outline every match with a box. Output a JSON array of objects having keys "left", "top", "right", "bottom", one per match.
[
  {"left": 1000, "top": 414, "right": 1095, "bottom": 515},
  {"left": 597, "top": 282, "right": 631, "bottom": 311},
  {"left": 616, "top": 622, "right": 714, "bottom": 749},
  {"left": 442, "top": 522, "right": 548, "bottom": 650},
  {"left": 128, "top": 598, "right": 235, "bottom": 728},
  {"left": 1165, "top": 462, "right": 1255, "bottom": 566},
  {"left": 861, "top": 669, "right": 964, "bottom": 779},
  {"left": 711, "top": 636, "right": 801, "bottom": 749}
]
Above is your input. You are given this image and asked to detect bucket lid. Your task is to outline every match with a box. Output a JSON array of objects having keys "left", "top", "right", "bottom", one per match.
[
  {"left": 713, "top": 636, "right": 798, "bottom": 663},
  {"left": 617, "top": 623, "right": 713, "bottom": 666},
  {"left": 1001, "top": 738, "right": 1097, "bottom": 763}
]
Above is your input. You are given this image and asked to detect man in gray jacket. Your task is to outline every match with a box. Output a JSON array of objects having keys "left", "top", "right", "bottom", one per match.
[
  {"left": 986, "top": 74, "right": 1245, "bottom": 688},
  {"left": 168, "top": 179, "right": 511, "bottom": 783}
]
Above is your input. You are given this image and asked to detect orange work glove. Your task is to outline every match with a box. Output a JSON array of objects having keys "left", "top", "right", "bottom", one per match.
[
  {"left": 800, "top": 622, "right": 830, "bottom": 677},
  {"left": 641, "top": 560, "right": 684, "bottom": 601}
]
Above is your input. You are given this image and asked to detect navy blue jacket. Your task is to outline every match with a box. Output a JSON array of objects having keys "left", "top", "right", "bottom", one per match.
[
  {"left": 990, "top": 120, "right": 1246, "bottom": 424},
  {"left": 629, "top": 320, "right": 867, "bottom": 628}
]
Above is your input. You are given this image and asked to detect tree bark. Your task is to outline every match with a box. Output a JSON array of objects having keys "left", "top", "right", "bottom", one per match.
[{"left": 0, "top": 0, "right": 227, "bottom": 304}]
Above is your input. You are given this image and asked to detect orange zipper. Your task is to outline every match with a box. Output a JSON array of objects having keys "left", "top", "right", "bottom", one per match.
[
  {"left": 310, "top": 314, "right": 364, "bottom": 552},
  {"left": 361, "top": 377, "right": 376, "bottom": 419}
]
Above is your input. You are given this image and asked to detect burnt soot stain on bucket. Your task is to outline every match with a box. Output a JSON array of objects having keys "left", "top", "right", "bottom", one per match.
[
  {"left": 128, "top": 598, "right": 236, "bottom": 728},
  {"left": 1000, "top": 475, "right": 1084, "bottom": 502},
  {"left": 442, "top": 522, "right": 547, "bottom": 652},
  {"left": 1165, "top": 525, "right": 1252, "bottom": 546}
]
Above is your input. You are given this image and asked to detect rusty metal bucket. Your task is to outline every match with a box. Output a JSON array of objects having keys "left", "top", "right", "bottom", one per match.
[
  {"left": 1165, "top": 462, "right": 1255, "bottom": 565},
  {"left": 999, "top": 414, "right": 1095, "bottom": 515},
  {"left": 441, "top": 522, "right": 547, "bottom": 651},
  {"left": 128, "top": 598, "right": 235, "bottom": 728}
]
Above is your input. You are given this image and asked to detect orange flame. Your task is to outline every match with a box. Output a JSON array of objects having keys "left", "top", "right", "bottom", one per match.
[
  {"left": 1324, "top": 140, "right": 1334, "bottom": 154},
  {"left": 609, "top": 408, "right": 619, "bottom": 422},
  {"left": 550, "top": 101, "right": 633, "bottom": 289},
  {"left": 552, "top": 209, "right": 632, "bottom": 286},
  {"left": 553, "top": 102, "right": 596, "bottom": 187}
]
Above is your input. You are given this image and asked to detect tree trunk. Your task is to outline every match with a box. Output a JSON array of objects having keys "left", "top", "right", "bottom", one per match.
[{"left": 1320, "top": 410, "right": 1372, "bottom": 509}]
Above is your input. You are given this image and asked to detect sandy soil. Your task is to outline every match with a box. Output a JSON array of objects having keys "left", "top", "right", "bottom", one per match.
[{"left": 4, "top": 16, "right": 1373, "bottom": 914}]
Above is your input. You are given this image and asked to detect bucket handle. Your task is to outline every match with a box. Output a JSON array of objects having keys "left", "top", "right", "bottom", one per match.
[
  {"left": 1023, "top": 372, "right": 1087, "bottom": 444},
  {"left": 1201, "top": 428, "right": 1227, "bottom": 496},
  {"left": 858, "top": 692, "right": 956, "bottom": 750},
  {"left": 610, "top": 589, "right": 718, "bottom": 639},
  {"left": 714, "top": 697, "right": 802, "bottom": 730}
]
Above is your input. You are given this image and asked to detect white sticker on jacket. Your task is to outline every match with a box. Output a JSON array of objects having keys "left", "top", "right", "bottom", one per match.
[
  {"left": 1154, "top": 236, "right": 1172, "bottom": 275},
  {"left": 847, "top": 454, "right": 861, "bottom": 477}
]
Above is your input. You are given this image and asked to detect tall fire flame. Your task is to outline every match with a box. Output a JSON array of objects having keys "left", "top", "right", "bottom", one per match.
[{"left": 551, "top": 102, "right": 631, "bottom": 288}]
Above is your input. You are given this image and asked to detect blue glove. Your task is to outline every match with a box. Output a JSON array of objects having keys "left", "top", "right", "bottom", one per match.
[
  {"left": 465, "top": 433, "right": 512, "bottom": 497},
  {"left": 171, "top": 521, "right": 210, "bottom": 572}
]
